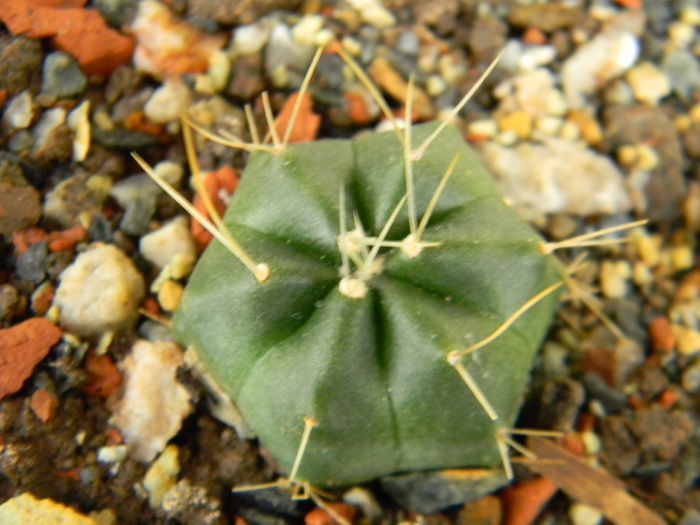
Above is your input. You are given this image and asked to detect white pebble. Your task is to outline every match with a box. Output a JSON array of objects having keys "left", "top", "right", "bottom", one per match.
[
  {"left": 479, "top": 139, "right": 632, "bottom": 219},
  {"left": 2, "top": 90, "right": 33, "bottom": 130},
  {"left": 144, "top": 445, "right": 180, "bottom": 508},
  {"left": 67, "top": 100, "right": 91, "bottom": 162},
  {"left": 112, "top": 340, "right": 192, "bottom": 463},
  {"left": 292, "top": 14, "right": 324, "bottom": 46},
  {"left": 468, "top": 119, "right": 498, "bottom": 138},
  {"left": 518, "top": 45, "right": 556, "bottom": 71},
  {"left": 349, "top": 0, "right": 395, "bottom": 28},
  {"left": 144, "top": 79, "right": 191, "bottom": 124},
  {"left": 140, "top": 216, "right": 196, "bottom": 269},
  {"left": 626, "top": 62, "right": 671, "bottom": 105},
  {"left": 562, "top": 30, "right": 640, "bottom": 108},
  {"left": 343, "top": 487, "right": 382, "bottom": 520},
  {"left": 600, "top": 260, "right": 631, "bottom": 299},
  {"left": 54, "top": 244, "right": 145, "bottom": 337},
  {"left": 230, "top": 17, "right": 275, "bottom": 57},
  {"left": 97, "top": 445, "right": 129, "bottom": 464},
  {"left": 32, "top": 107, "right": 66, "bottom": 156},
  {"left": 569, "top": 502, "right": 603, "bottom": 525}
]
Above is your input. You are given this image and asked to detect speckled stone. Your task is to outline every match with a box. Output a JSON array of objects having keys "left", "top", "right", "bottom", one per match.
[{"left": 41, "top": 51, "right": 87, "bottom": 99}]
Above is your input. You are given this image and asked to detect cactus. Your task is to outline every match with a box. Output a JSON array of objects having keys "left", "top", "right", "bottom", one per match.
[{"left": 164, "top": 81, "right": 567, "bottom": 486}]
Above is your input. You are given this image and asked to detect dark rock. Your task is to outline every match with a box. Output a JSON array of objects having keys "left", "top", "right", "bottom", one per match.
[
  {"left": 91, "top": 0, "right": 139, "bottom": 27},
  {"left": 631, "top": 407, "right": 694, "bottom": 463},
  {"left": 0, "top": 182, "right": 41, "bottom": 235},
  {"left": 582, "top": 373, "right": 628, "bottom": 414},
  {"left": 228, "top": 55, "right": 265, "bottom": 101},
  {"left": 43, "top": 173, "right": 105, "bottom": 229},
  {"left": 599, "top": 415, "right": 640, "bottom": 476},
  {"left": 413, "top": 0, "right": 460, "bottom": 35},
  {"left": 380, "top": 468, "right": 508, "bottom": 514},
  {"left": 0, "top": 153, "right": 29, "bottom": 186},
  {"left": 0, "top": 284, "right": 22, "bottom": 322},
  {"left": 465, "top": 16, "right": 508, "bottom": 64},
  {"left": 187, "top": 0, "right": 303, "bottom": 25},
  {"left": 92, "top": 127, "right": 162, "bottom": 150},
  {"left": 534, "top": 379, "right": 585, "bottom": 431},
  {"left": 0, "top": 36, "right": 43, "bottom": 96},
  {"left": 41, "top": 52, "right": 87, "bottom": 99},
  {"left": 16, "top": 240, "right": 48, "bottom": 284},
  {"left": 119, "top": 196, "right": 156, "bottom": 236},
  {"left": 603, "top": 105, "right": 685, "bottom": 223},
  {"left": 88, "top": 213, "right": 114, "bottom": 243},
  {"left": 237, "top": 506, "right": 295, "bottom": 525},
  {"left": 234, "top": 486, "right": 304, "bottom": 519},
  {"left": 507, "top": 3, "right": 582, "bottom": 32}
]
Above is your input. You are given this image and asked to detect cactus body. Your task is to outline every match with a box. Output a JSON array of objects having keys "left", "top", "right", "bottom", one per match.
[{"left": 174, "top": 121, "right": 563, "bottom": 487}]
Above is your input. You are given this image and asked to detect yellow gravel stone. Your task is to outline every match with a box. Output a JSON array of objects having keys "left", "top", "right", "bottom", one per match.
[
  {"left": 671, "top": 244, "right": 695, "bottom": 272},
  {"left": 158, "top": 279, "right": 184, "bottom": 312},
  {"left": 0, "top": 493, "right": 98, "bottom": 525},
  {"left": 600, "top": 260, "right": 631, "bottom": 299},
  {"left": 498, "top": 110, "right": 532, "bottom": 140}
]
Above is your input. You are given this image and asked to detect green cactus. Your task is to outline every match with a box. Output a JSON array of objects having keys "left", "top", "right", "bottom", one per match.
[{"left": 169, "top": 113, "right": 565, "bottom": 486}]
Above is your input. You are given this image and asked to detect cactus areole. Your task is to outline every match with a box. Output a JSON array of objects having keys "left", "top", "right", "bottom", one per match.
[{"left": 173, "top": 121, "right": 563, "bottom": 487}]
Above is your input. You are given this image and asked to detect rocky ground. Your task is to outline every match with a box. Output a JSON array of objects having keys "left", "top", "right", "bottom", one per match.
[{"left": 1, "top": 0, "right": 700, "bottom": 524}]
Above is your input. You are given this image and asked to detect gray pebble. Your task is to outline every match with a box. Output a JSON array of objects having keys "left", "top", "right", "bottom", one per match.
[
  {"left": 679, "top": 509, "right": 700, "bottom": 525},
  {"left": 92, "top": 127, "right": 161, "bottom": 151},
  {"left": 41, "top": 52, "right": 87, "bottom": 99},
  {"left": 119, "top": 196, "right": 156, "bottom": 236},
  {"left": 234, "top": 486, "right": 303, "bottom": 518},
  {"left": 662, "top": 50, "right": 700, "bottom": 101},
  {"left": 380, "top": 468, "right": 508, "bottom": 514},
  {"left": 92, "top": 0, "right": 139, "bottom": 27},
  {"left": 0, "top": 284, "right": 21, "bottom": 322},
  {"left": 583, "top": 372, "right": 628, "bottom": 414},
  {"left": 682, "top": 359, "right": 700, "bottom": 393},
  {"left": 396, "top": 30, "right": 419, "bottom": 56},
  {"left": 16, "top": 240, "right": 48, "bottom": 284}
]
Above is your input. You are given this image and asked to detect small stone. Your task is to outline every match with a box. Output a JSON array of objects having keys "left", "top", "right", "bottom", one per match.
[
  {"left": 671, "top": 244, "right": 695, "bottom": 271},
  {"left": 567, "top": 110, "right": 602, "bottom": 145},
  {"left": 456, "top": 495, "right": 502, "bottom": 525},
  {"left": 675, "top": 326, "right": 700, "bottom": 356},
  {"left": 661, "top": 50, "right": 700, "bottom": 101},
  {"left": 144, "top": 79, "right": 191, "bottom": 124},
  {"left": 29, "top": 388, "right": 58, "bottom": 422},
  {"left": 92, "top": 0, "right": 139, "bottom": 27},
  {"left": 0, "top": 182, "right": 41, "bottom": 235},
  {"left": 54, "top": 244, "right": 145, "bottom": 337},
  {"left": 468, "top": 119, "right": 498, "bottom": 139},
  {"left": 144, "top": 445, "right": 180, "bottom": 508},
  {"left": 498, "top": 111, "right": 532, "bottom": 140},
  {"left": 158, "top": 280, "right": 184, "bottom": 312},
  {"left": 600, "top": 260, "right": 631, "bottom": 299},
  {"left": 31, "top": 107, "right": 69, "bottom": 161},
  {"left": 68, "top": 100, "right": 91, "bottom": 162},
  {"left": 140, "top": 216, "right": 197, "bottom": 269},
  {"left": 536, "top": 115, "right": 564, "bottom": 136},
  {"left": 0, "top": 493, "right": 98, "bottom": 525},
  {"left": 230, "top": 17, "right": 275, "bottom": 57},
  {"left": 97, "top": 445, "right": 128, "bottom": 463},
  {"left": 2, "top": 90, "right": 33, "bottom": 130},
  {"left": 562, "top": 30, "right": 639, "bottom": 108},
  {"left": 112, "top": 340, "right": 192, "bottom": 462},
  {"left": 479, "top": 139, "right": 632, "bottom": 219},
  {"left": 507, "top": 3, "right": 581, "bottom": 32},
  {"left": 91, "top": 127, "right": 162, "bottom": 151},
  {"left": 348, "top": 0, "right": 395, "bottom": 28},
  {"left": 369, "top": 57, "right": 433, "bottom": 119},
  {"left": 0, "top": 284, "right": 21, "bottom": 322},
  {"left": 194, "top": 50, "right": 230, "bottom": 94},
  {"left": 265, "top": 22, "right": 315, "bottom": 88},
  {"left": 16, "top": 240, "right": 48, "bottom": 284},
  {"left": 41, "top": 51, "right": 87, "bottom": 99},
  {"left": 0, "top": 36, "right": 43, "bottom": 96},
  {"left": 626, "top": 62, "right": 671, "bottom": 105},
  {"left": 292, "top": 14, "right": 324, "bottom": 46},
  {"left": 342, "top": 487, "right": 382, "bottom": 520},
  {"left": 380, "top": 469, "right": 508, "bottom": 515},
  {"left": 682, "top": 359, "right": 700, "bottom": 393},
  {"left": 44, "top": 173, "right": 106, "bottom": 228},
  {"left": 569, "top": 502, "right": 603, "bottom": 525},
  {"left": 517, "top": 45, "right": 556, "bottom": 71}
]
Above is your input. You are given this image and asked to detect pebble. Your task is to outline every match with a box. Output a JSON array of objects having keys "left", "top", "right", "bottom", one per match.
[
  {"left": 569, "top": 502, "right": 603, "bottom": 525},
  {"left": 498, "top": 111, "right": 532, "bottom": 140},
  {"left": 68, "top": 100, "right": 91, "bottom": 162},
  {"left": 479, "top": 139, "right": 632, "bottom": 219},
  {"left": 0, "top": 36, "right": 43, "bottom": 96},
  {"left": 230, "top": 17, "right": 276, "bottom": 57},
  {"left": 44, "top": 173, "right": 107, "bottom": 228},
  {"left": 41, "top": 51, "right": 87, "bottom": 99},
  {"left": 0, "top": 182, "right": 41, "bottom": 235},
  {"left": 97, "top": 444, "right": 128, "bottom": 464},
  {"left": 194, "top": 50, "right": 230, "bottom": 94},
  {"left": 675, "top": 326, "right": 700, "bottom": 355},
  {"left": 53, "top": 243, "right": 145, "bottom": 337},
  {"left": 507, "top": 3, "right": 581, "bottom": 32},
  {"left": 16, "top": 240, "right": 48, "bottom": 284},
  {"left": 342, "top": 487, "right": 382, "bottom": 520},
  {"left": 2, "top": 90, "right": 34, "bottom": 130},
  {"left": 291, "top": 14, "right": 326, "bottom": 47},
  {"left": 599, "top": 260, "right": 631, "bottom": 299},
  {"left": 626, "top": 62, "right": 671, "bottom": 105},
  {"left": 131, "top": 0, "right": 225, "bottom": 78},
  {"left": 158, "top": 280, "right": 184, "bottom": 312},
  {"left": 31, "top": 107, "right": 67, "bottom": 158},
  {"left": 144, "top": 79, "right": 191, "bottom": 124},
  {"left": 110, "top": 174, "right": 160, "bottom": 235},
  {"left": 144, "top": 445, "right": 180, "bottom": 508},
  {"left": 348, "top": 0, "right": 396, "bottom": 28},
  {"left": 140, "top": 216, "right": 197, "bottom": 269},
  {"left": 662, "top": 50, "right": 700, "bottom": 101},
  {"left": 112, "top": 340, "right": 192, "bottom": 463},
  {"left": 92, "top": 0, "right": 138, "bottom": 27},
  {"left": 380, "top": 469, "right": 508, "bottom": 515},
  {"left": 265, "top": 22, "right": 315, "bottom": 88},
  {"left": 0, "top": 493, "right": 98, "bottom": 524},
  {"left": 681, "top": 359, "right": 700, "bottom": 393},
  {"left": 562, "top": 30, "right": 640, "bottom": 108},
  {"left": 517, "top": 45, "right": 557, "bottom": 71},
  {"left": 369, "top": 57, "right": 434, "bottom": 119}
]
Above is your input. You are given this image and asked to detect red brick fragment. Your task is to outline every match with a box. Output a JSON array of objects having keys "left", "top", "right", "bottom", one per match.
[
  {"left": 649, "top": 317, "right": 675, "bottom": 353},
  {"left": 0, "top": 0, "right": 134, "bottom": 76},
  {"left": 83, "top": 351, "right": 122, "bottom": 398},
  {"left": 30, "top": 388, "right": 58, "bottom": 422},
  {"left": 502, "top": 477, "right": 558, "bottom": 525},
  {"left": 191, "top": 166, "right": 239, "bottom": 249},
  {"left": 0, "top": 318, "right": 62, "bottom": 400},
  {"left": 48, "top": 224, "right": 86, "bottom": 252},
  {"left": 275, "top": 92, "right": 322, "bottom": 144},
  {"left": 305, "top": 502, "right": 356, "bottom": 525}
]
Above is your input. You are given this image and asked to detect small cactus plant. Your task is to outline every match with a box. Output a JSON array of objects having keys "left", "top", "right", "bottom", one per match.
[
  {"left": 136, "top": 48, "right": 640, "bottom": 492},
  {"left": 167, "top": 61, "right": 566, "bottom": 486}
]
